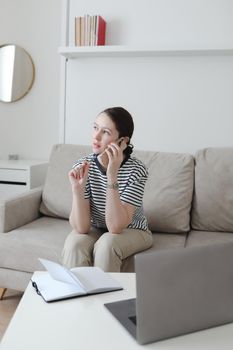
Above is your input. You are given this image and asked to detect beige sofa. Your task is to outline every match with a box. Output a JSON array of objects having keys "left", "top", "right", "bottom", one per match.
[{"left": 1, "top": 144, "right": 233, "bottom": 292}]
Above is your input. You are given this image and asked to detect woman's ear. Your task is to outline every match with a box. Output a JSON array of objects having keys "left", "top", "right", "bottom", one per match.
[
  {"left": 124, "top": 136, "right": 130, "bottom": 144},
  {"left": 117, "top": 136, "right": 129, "bottom": 146},
  {"left": 120, "top": 137, "right": 130, "bottom": 151}
]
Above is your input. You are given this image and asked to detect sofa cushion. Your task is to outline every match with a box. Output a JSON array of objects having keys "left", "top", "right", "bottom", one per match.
[
  {"left": 41, "top": 144, "right": 194, "bottom": 233},
  {"left": 0, "top": 217, "right": 71, "bottom": 273},
  {"left": 186, "top": 230, "right": 233, "bottom": 247},
  {"left": 191, "top": 148, "right": 233, "bottom": 232},
  {"left": 134, "top": 150, "right": 194, "bottom": 233}
]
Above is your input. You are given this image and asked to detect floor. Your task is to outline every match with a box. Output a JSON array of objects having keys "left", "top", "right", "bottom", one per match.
[{"left": 0, "top": 289, "right": 23, "bottom": 340}]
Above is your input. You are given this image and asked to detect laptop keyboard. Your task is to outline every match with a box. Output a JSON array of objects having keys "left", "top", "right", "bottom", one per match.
[{"left": 128, "top": 315, "right": 137, "bottom": 325}]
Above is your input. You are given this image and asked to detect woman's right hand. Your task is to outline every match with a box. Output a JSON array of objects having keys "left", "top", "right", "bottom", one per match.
[{"left": 68, "top": 161, "right": 90, "bottom": 192}]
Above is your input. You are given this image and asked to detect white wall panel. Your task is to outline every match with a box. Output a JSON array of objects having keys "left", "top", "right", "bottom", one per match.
[
  {"left": 0, "top": 0, "right": 61, "bottom": 160},
  {"left": 65, "top": 55, "right": 233, "bottom": 153},
  {"left": 62, "top": 0, "right": 233, "bottom": 154}
]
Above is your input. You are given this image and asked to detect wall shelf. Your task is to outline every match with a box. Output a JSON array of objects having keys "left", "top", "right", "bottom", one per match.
[{"left": 59, "top": 45, "right": 233, "bottom": 59}]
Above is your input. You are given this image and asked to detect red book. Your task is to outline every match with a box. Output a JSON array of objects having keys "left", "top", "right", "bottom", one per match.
[{"left": 96, "top": 16, "right": 106, "bottom": 46}]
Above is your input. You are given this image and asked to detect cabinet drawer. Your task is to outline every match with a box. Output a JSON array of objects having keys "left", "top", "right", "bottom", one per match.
[
  {"left": 0, "top": 169, "right": 27, "bottom": 183},
  {"left": 0, "top": 184, "right": 27, "bottom": 199}
]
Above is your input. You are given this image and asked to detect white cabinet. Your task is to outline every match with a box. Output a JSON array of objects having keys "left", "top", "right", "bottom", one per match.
[{"left": 0, "top": 160, "right": 48, "bottom": 200}]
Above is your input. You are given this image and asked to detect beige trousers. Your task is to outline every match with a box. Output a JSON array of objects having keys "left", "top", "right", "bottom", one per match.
[{"left": 62, "top": 227, "right": 153, "bottom": 272}]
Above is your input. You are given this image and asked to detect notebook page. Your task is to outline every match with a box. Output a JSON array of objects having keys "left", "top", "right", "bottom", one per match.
[
  {"left": 39, "top": 258, "right": 84, "bottom": 289},
  {"left": 71, "top": 267, "right": 122, "bottom": 293},
  {"left": 31, "top": 273, "right": 86, "bottom": 302}
]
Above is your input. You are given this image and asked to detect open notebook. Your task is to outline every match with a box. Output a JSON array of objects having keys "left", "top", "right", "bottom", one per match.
[{"left": 31, "top": 258, "right": 123, "bottom": 302}]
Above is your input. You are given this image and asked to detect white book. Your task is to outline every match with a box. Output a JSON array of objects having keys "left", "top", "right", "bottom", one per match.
[{"left": 31, "top": 258, "right": 123, "bottom": 302}]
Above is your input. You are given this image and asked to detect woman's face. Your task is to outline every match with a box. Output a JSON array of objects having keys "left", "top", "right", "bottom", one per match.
[{"left": 92, "top": 112, "right": 119, "bottom": 154}]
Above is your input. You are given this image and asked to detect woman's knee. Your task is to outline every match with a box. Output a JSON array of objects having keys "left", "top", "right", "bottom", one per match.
[
  {"left": 63, "top": 230, "right": 91, "bottom": 252},
  {"left": 93, "top": 233, "right": 123, "bottom": 271},
  {"left": 94, "top": 232, "right": 120, "bottom": 254},
  {"left": 62, "top": 230, "right": 94, "bottom": 268}
]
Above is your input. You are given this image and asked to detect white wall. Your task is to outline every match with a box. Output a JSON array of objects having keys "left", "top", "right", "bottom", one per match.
[
  {"left": 0, "top": 0, "right": 232, "bottom": 158},
  {"left": 63, "top": 0, "right": 233, "bottom": 154},
  {"left": 0, "top": 0, "right": 62, "bottom": 160}
]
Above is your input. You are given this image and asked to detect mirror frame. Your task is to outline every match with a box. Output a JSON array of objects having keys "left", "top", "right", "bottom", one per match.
[{"left": 0, "top": 44, "right": 35, "bottom": 103}]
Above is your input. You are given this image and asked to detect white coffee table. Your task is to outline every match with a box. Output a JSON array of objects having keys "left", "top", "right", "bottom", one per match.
[{"left": 1, "top": 272, "right": 233, "bottom": 350}]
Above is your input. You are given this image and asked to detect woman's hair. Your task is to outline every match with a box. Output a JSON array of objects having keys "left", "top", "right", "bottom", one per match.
[{"left": 101, "top": 106, "right": 134, "bottom": 156}]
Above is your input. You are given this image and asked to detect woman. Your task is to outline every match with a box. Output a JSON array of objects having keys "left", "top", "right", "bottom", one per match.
[{"left": 62, "top": 107, "right": 153, "bottom": 271}]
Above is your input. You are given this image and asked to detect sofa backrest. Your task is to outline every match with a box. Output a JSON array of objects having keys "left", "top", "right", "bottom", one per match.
[
  {"left": 133, "top": 150, "right": 194, "bottom": 233},
  {"left": 40, "top": 144, "right": 194, "bottom": 233},
  {"left": 191, "top": 148, "right": 233, "bottom": 232},
  {"left": 40, "top": 144, "right": 92, "bottom": 219}
]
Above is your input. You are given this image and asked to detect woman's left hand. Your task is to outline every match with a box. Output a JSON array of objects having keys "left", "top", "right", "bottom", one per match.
[{"left": 105, "top": 140, "right": 126, "bottom": 181}]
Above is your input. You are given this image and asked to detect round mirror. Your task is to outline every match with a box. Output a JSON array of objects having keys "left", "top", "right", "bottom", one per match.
[{"left": 0, "top": 44, "right": 35, "bottom": 103}]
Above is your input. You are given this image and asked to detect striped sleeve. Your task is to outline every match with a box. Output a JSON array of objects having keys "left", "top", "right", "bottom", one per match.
[{"left": 120, "top": 159, "right": 148, "bottom": 207}]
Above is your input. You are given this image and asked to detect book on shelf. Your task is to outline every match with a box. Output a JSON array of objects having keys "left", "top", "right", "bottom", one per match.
[
  {"left": 75, "top": 16, "right": 81, "bottom": 46},
  {"left": 31, "top": 258, "right": 122, "bottom": 302},
  {"left": 96, "top": 15, "right": 106, "bottom": 46},
  {"left": 75, "top": 14, "right": 106, "bottom": 46}
]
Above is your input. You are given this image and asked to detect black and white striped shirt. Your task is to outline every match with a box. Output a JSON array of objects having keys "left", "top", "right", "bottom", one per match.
[{"left": 73, "top": 154, "right": 149, "bottom": 231}]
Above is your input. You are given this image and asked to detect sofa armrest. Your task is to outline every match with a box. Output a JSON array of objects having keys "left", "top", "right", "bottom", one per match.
[{"left": 0, "top": 187, "right": 43, "bottom": 233}]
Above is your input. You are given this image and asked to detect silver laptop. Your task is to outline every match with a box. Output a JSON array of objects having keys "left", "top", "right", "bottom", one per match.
[{"left": 104, "top": 242, "right": 233, "bottom": 345}]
